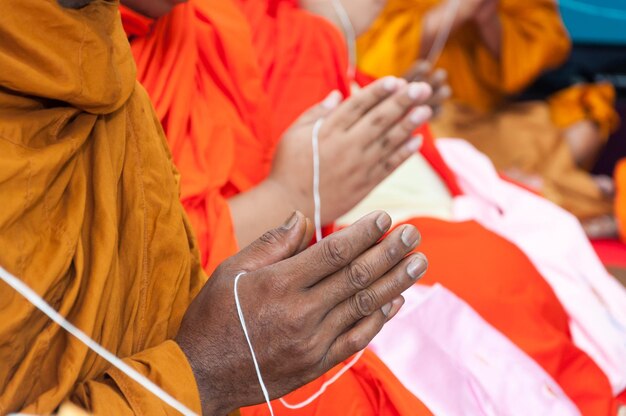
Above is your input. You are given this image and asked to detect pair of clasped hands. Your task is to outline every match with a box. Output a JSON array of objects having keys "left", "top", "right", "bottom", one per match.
[{"left": 177, "top": 77, "right": 435, "bottom": 415}]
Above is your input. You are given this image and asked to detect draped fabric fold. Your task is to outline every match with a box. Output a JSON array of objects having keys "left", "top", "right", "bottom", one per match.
[
  {"left": 0, "top": 1, "right": 205, "bottom": 414},
  {"left": 121, "top": 1, "right": 275, "bottom": 273}
]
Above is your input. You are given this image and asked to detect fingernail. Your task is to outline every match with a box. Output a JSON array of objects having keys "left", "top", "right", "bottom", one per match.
[
  {"left": 407, "top": 82, "right": 427, "bottom": 100},
  {"left": 322, "top": 90, "right": 342, "bottom": 109},
  {"left": 382, "top": 76, "right": 399, "bottom": 92},
  {"left": 381, "top": 302, "right": 393, "bottom": 317},
  {"left": 376, "top": 212, "right": 392, "bottom": 233},
  {"left": 401, "top": 226, "right": 420, "bottom": 248},
  {"left": 407, "top": 254, "right": 428, "bottom": 280},
  {"left": 282, "top": 212, "right": 299, "bottom": 230},
  {"left": 409, "top": 106, "right": 432, "bottom": 125},
  {"left": 405, "top": 135, "right": 423, "bottom": 153}
]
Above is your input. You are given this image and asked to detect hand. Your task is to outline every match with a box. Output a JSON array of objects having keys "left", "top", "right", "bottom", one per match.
[
  {"left": 266, "top": 77, "right": 433, "bottom": 226},
  {"left": 176, "top": 211, "right": 428, "bottom": 415},
  {"left": 404, "top": 61, "right": 452, "bottom": 116}
]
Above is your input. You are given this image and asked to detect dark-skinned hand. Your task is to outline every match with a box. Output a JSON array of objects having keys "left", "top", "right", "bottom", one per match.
[{"left": 176, "top": 211, "right": 427, "bottom": 415}]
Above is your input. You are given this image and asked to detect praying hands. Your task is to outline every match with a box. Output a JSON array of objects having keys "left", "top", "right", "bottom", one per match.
[
  {"left": 229, "top": 77, "right": 433, "bottom": 246},
  {"left": 176, "top": 211, "right": 427, "bottom": 415}
]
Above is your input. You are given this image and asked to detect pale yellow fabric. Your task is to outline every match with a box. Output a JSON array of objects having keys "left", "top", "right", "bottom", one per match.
[
  {"left": 337, "top": 153, "right": 454, "bottom": 227},
  {"left": 0, "top": 1, "right": 204, "bottom": 414}
]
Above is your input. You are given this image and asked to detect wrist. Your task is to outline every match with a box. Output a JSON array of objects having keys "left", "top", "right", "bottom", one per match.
[
  {"left": 262, "top": 176, "right": 312, "bottom": 220},
  {"left": 175, "top": 337, "right": 235, "bottom": 416}
]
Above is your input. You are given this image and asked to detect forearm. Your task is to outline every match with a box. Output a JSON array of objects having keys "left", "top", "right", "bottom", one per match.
[
  {"left": 419, "top": 1, "right": 475, "bottom": 58},
  {"left": 120, "top": 0, "right": 185, "bottom": 18},
  {"left": 228, "top": 179, "right": 307, "bottom": 247},
  {"left": 475, "top": 3, "right": 502, "bottom": 58}
]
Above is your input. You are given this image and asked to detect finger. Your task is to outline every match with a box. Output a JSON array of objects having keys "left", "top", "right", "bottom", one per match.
[
  {"left": 223, "top": 211, "right": 310, "bottom": 272},
  {"left": 363, "top": 105, "right": 432, "bottom": 166},
  {"left": 294, "top": 90, "right": 343, "bottom": 126},
  {"left": 322, "top": 310, "right": 387, "bottom": 371},
  {"left": 322, "top": 252, "right": 427, "bottom": 335},
  {"left": 427, "top": 84, "right": 452, "bottom": 109},
  {"left": 369, "top": 129, "right": 428, "bottom": 183},
  {"left": 403, "top": 60, "right": 431, "bottom": 82},
  {"left": 324, "top": 77, "right": 403, "bottom": 132},
  {"left": 349, "top": 82, "right": 432, "bottom": 149},
  {"left": 274, "top": 211, "right": 393, "bottom": 288},
  {"left": 428, "top": 68, "right": 448, "bottom": 91},
  {"left": 310, "top": 224, "right": 421, "bottom": 309}
]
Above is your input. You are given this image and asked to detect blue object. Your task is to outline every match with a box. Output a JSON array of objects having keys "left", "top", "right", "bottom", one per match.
[{"left": 558, "top": 0, "right": 626, "bottom": 45}]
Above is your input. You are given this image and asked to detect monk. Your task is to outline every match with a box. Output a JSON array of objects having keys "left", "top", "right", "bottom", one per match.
[
  {"left": 118, "top": 0, "right": 623, "bottom": 414},
  {"left": 357, "top": 0, "right": 621, "bottom": 231},
  {"left": 0, "top": 1, "right": 429, "bottom": 414}
]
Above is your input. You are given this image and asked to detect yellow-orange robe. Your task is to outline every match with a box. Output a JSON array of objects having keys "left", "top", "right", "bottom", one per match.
[
  {"left": 0, "top": 1, "right": 204, "bottom": 414},
  {"left": 121, "top": 1, "right": 432, "bottom": 415}
]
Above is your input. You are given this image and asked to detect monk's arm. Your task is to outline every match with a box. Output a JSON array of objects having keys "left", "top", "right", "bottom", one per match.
[
  {"left": 419, "top": 0, "right": 484, "bottom": 58},
  {"left": 474, "top": 0, "right": 502, "bottom": 58},
  {"left": 228, "top": 178, "right": 303, "bottom": 249},
  {"left": 120, "top": 0, "right": 186, "bottom": 18}
]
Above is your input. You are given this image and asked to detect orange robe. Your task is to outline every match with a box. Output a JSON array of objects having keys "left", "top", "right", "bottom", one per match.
[
  {"left": 121, "top": 1, "right": 431, "bottom": 415},
  {"left": 238, "top": 1, "right": 617, "bottom": 414},
  {"left": 0, "top": 1, "right": 203, "bottom": 414}
]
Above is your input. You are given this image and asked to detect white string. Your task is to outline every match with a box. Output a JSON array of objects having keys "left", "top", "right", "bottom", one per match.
[
  {"left": 233, "top": 272, "right": 275, "bottom": 416},
  {"left": 0, "top": 266, "right": 197, "bottom": 416},
  {"left": 330, "top": 0, "right": 357, "bottom": 79},
  {"left": 279, "top": 350, "right": 365, "bottom": 409},
  {"left": 426, "top": 0, "right": 461, "bottom": 65},
  {"left": 311, "top": 118, "right": 324, "bottom": 242}
]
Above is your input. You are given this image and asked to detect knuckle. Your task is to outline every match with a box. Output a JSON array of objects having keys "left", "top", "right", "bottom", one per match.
[
  {"left": 383, "top": 242, "right": 400, "bottom": 265},
  {"left": 322, "top": 236, "right": 351, "bottom": 268},
  {"left": 368, "top": 112, "right": 387, "bottom": 128},
  {"left": 352, "top": 289, "right": 378, "bottom": 317},
  {"left": 259, "top": 228, "right": 285, "bottom": 247},
  {"left": 346, "top": 331, "right": 369, "bottom": 353},
  {"left": 346, "top": 261, "right": 374, "bottom": 291}
]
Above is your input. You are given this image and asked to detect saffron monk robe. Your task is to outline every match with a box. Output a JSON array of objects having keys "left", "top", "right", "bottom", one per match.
[
  {"left": 357, "top": 0, "right": 621, "bottom": 229},
  {"left": 119, "top": 0, "right": 623, "bottom": 414},
  {"left": 240, "top": 0, "right": 625, "bottom": 414},
  {"left": 0, "top": 1, "right": 429, "bottom": 415}
]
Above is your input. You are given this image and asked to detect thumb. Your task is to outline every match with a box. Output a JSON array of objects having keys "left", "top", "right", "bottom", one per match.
[
  {"left": 296, "top": 90, "right": 343, "bottom": 125},
  {"left": 229, "top": 211, "right": 313, "bottom": 272}
]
